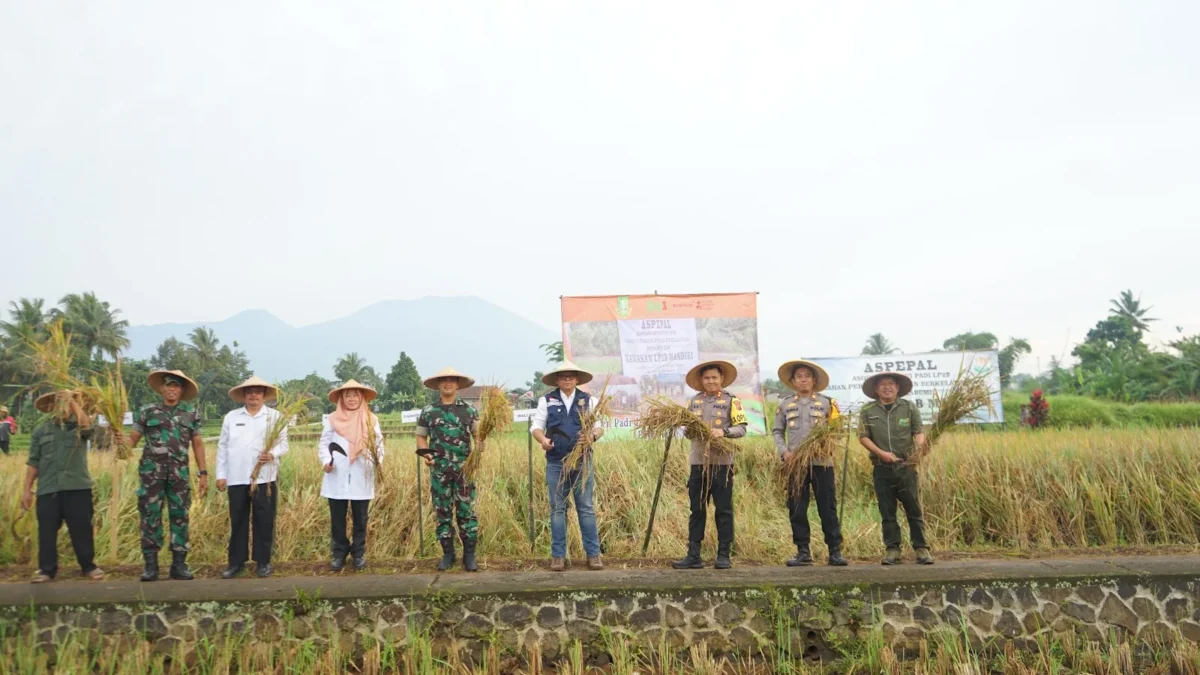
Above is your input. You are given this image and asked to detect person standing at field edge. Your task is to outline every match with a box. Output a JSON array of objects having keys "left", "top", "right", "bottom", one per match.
[
  {"left": 216, "top": 376, "right": 288, "bottom": 579},
  {"left": 416, "top": 368, "right": 482, "bottom": 572},
  {"left": 21, "top": 390, "right": 104, "bottom": 583},
  {"left": 673, "top": 360, "right": 747, "bottom": 571},
  {"left": 859, "top": 372, "right": 933, "bottom": 565},
  {"left": 531, "top": 361, "right": 605, "bottom": 572},
  {"left": 773, "top": 359, "right": 848, "bottom": 567},
  {"left": 0, "top": 405, "right": 16, "bottom": 455},
  {"left": 320, "top": 380, "right": 385, "bottom": 572},
  {"left": 128, "top": 370, "right": 208, "bottom": 582}
]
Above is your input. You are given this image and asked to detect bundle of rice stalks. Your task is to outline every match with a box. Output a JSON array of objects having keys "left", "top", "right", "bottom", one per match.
[
  {"left": 84, "top": 362, "right": 131, "bottom": 459},
  {"left": 26, "top": 321, "right": 77, "bottom": 390},
  {"left": 777, "top": 416, "right": 848, "bottom": 495},
  {"left": 363, "top": 408, "right": 383, "bottom": 484},
  {"left": 558, "top": 378, "right": 612, "bottom": 483},
  {"left": 634, "top": 396, "right": 738, "bottom": 456},
  {"left": 250, "top": 387, "right": 314, "bottom": 496},
  {"left": 464, "top": 385, "right": 512, "bottom": 482},
  {"left": 908, "top": 369, "right": 995, "bottom": 465}
]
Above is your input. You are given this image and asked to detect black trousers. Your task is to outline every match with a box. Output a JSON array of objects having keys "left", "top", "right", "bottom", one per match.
[
  {"left": 329, "top": 499, "right": 370, "bottom": 560},
  {"left": 787, "top": 465, "right": 843, "bottom": 550},
  {"left": 37, "top": 489, "right": 97, "bottom": 578},
  {"left": 227, "top": 483, "right": 277, "bottom": 567},
  {"left": 0, "top": 439, "right": 9, "bottom": 454},
  {"left": 687, "top": 464, "right": 734, "bottom": 545},
  {"left": 873, "top": 464, "right": 928, "bottom": 549}
]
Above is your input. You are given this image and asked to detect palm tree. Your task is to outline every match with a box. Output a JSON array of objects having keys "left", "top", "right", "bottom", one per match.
[
  {"left": 1109, "top": 290, "right": 1157, "bottom": 332},
  {"left": 540, "top": 341, "right": 564, "bottom": 363},
  {"left": 861, "top": 333, "right": 898, "bottom": 356},
  {"left": 998, "top": 337, "right": 1032, "bottom": 384},
  {"left": 189, "top": 327, "right": 221, "bottom": 371},
  {"left": 0, "top": 299, "right": 52, "bottom": 408},
  {"left": 51, "top": 292, "right": 130, "bottom": 360},
  {"left": 942, "top": 332, "right": 999, "bottom": 351},
  {"left": 334, "top": 352, "right": 382, "bottom": 390}
]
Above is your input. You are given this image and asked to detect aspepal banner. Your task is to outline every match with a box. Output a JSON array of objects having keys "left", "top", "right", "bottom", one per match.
[
  {"left": 560, "top": 293, "right": 766, "bottom": 436},
  {"left": 807, "top": 351, "right": 1004, "bottom": 424}
]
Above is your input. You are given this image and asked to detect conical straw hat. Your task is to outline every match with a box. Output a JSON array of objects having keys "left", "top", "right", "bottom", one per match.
[
  {"left": 862, "top": 372, "right": 913, "bottom": 399},
  {"left": 541, "top": 361, "right": 594, "bottom": 387},
  {"left": 685, "top": 360, "right": 737, "bottom": 392},
  {"left": 777, "top": 360, "right": 831, "bottom": 393},
  {"left": 228, "top": 375, "right": 279, "bottom": 403},
  {"left": 328, "top": 379, "right": 379, "bottom": 403},
  {"left": 148, "top": 370, "right": 200, "bottom": 401},
  {"left": 422, "top": 367, "right": 476, "bottom": 390}
]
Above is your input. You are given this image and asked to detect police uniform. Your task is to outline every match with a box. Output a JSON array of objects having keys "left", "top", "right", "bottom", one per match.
[{"left": 772, "top": 392, "right": 844, "bottom": 562}]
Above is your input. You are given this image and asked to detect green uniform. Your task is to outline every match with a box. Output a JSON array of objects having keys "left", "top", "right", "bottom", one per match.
[
  {"left": 415, "top": 400, "right": 480, "bottom": 543},
  {"left": 133, "top": 402, "right": 201, "bottom": 554},
  {"left": 859, "top": 398, "right": 927, "bottom": 550},
  {"left": 27, "top": 420, "right": 94, "bottom": 495}
]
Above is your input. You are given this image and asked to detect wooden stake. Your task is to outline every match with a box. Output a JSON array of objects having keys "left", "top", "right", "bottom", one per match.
[
  {"left": 416, "top": 454, "right": 425, "bottom": 557},
  {"left": 641, "top": 432, "right": 674, "bottom": 555}
]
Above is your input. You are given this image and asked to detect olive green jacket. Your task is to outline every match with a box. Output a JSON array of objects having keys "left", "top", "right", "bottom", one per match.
[
  {"left": 28, "top": 420, "right": 94, "bottom": 496},
  {"left": 858, "top": 399, "right": 922, "bottom": 463}
]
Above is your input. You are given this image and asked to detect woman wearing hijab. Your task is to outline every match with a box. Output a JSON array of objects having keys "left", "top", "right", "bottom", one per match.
[{"left": 320, "top": 380, "right": 385, "bottom": 571}]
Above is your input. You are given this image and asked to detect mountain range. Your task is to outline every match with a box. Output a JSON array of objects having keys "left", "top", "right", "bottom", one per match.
[{"left": 125, "top": 297, "right": 559, "bottom": 386}]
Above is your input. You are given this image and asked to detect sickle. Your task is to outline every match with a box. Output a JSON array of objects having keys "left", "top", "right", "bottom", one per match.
[{"left": 328, "top": 441, "right": 348, "bottom": 466}]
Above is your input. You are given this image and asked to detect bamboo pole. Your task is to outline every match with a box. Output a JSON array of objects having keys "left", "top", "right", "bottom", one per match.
[
  {"left": 527, "top": 419, "right": 535, "bottom": 551},
  {"left": 641, "top": 432, "right": 673, "bottom": 555},
  {"left": 839, "top": 416, "right": 852, "bottom": 523},
  {"left": 416, "top": 454, "right": 425, "bottom": 557}
]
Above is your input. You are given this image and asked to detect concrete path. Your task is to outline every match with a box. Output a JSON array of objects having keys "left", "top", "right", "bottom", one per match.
[{"left": 3, "top": 555, "right": 1198, "bottom": 608}]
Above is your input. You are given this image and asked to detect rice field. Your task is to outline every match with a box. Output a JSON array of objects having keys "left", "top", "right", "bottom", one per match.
[{"left": 2, "top": 427, "right": 1199, "bottom": 573}]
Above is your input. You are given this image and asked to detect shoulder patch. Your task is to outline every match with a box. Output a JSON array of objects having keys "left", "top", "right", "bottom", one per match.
[{"left": 421, "top": 405, "right": 433, "bottom": 413}]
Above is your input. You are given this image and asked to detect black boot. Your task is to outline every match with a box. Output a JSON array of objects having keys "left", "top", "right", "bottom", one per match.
[
  {"left": 462, "top": 540, "right": 478, "bottom": 572},
  {"left": 140, "top": 552, "right": 159, "bottom": 582},
  {"left": 787, "top": 546, "right": 814, "bottom": 567},
  {"left": 437, "top": 538, "right": 456, "bottom": 572},
  {"left": 169, "top": 551, "right": 194, "bottom": 580},
  {"left": 828, "top": 547, "right": 848, "bottom": 567},
  {"left": 672, "top": 541, "right": 704, "bottom": 569},
  {"left": 715, "top": 542, "right": 732, "bottom": 570}
]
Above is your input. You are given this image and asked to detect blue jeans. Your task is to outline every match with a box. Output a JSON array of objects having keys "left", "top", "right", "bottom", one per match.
[{"left": 544, "top": 460, "right": 601, "bottom": 558}]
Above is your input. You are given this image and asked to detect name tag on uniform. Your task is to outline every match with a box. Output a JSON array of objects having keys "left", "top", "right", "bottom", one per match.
[
  {"left": 235, "top": 423, "right": 246, "bottom": 427},
  {"left": 548, "top": 400, "right": 564, "bottom": 408}
]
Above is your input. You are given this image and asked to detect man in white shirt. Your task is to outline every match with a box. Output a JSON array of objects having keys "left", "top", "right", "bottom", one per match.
[{"left": 216, "top": 376, "right": 288, "bottom": 578}]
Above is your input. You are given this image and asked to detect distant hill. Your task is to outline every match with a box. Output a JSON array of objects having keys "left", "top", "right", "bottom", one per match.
[{"left": 125, "top": 297, "right": 559, "bottom": 386}]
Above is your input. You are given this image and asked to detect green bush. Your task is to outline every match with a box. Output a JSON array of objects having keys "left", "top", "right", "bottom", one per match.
[{"left": 1001, "top": 392, "right": 1200, "bottom": 428}]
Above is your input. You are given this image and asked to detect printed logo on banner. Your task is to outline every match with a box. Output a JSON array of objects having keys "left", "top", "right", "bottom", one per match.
[{"left": 616, "top": 296, "right": 631, "bottom": 317}]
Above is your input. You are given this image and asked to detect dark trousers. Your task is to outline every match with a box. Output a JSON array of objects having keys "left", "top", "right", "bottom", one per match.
[
  {"left": 36, "top": 489, "right": 97, "bottom": 578},
  {"left": 787, "top": 465, "right": 843, "bottom": 550},
  {"left": 873, "top": 464, "right": 928, "bottom": 549},
  {"left": 687, "top": 464, "right": 734, "bottom": 545},
  {"left": 0, "top": 439, "right": 9, "bottom": 455},
  {"left": 329, "top": 499, "right": 370, "bottom": 560},
  {"left": 227, "top": 483, "right": 277, "bottom": 567}
]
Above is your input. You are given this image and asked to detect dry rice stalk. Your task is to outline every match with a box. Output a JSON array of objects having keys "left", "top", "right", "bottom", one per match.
[
  {"left": 908, "top": 369, "right": 995, "bottom": 465},
  {"left": 558, "top": 378, "right": 612, "bottom": 484},
  {"left": 363, "top": 408, "right": 383, "bottom": 484},
  {"left": 634, "top": 396, "right": 738, "bottom": 456},
  {"left": 249, "top": 387, "right": 313, "bottom": 496},
  {"left": 84, "top": 361, "right": 131, "bottom": 459},
  {"left": 464, "top": 385, "right": 512, "bottom": 482},
  {"left": 777, "top": 415, "right": 848, "bottom": 495},
  {"left": 25, "top": 321, "right": 77, "bottom": 390}
]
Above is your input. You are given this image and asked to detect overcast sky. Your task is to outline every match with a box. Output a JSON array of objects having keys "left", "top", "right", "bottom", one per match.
[{"left": 3, "top": 1, "right": 1196, "bottom": 376}]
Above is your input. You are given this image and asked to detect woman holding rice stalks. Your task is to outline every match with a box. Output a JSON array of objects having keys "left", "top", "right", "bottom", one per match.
[
  {"left": 858, "top": 372, "right": 933, "bottom": 566},
  {"left": 531, "top": 361, "right": 605, "bottom": 572},
  {"left": 772, "top": 360, "right": 847, "bottom": 567},
  {"left": 216, "top": 376, "right": 288, "bottom": 579},
  {"left": 672, "top": 360, "right": 746, "bottom": 571},
  {"left": 415, "top": 368, "right": 482, "bottom": 572},
  {"left": 127, "top": 370, "right": 207, "bottom": 582},
  {"left": 320, "top": 380, "right": 385, "bottom": 572}
]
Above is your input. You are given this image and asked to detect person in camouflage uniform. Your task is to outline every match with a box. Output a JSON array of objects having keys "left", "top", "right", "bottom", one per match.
[
  {"left": 415, "top": 367, "right": 480, "bottom": 572},
  {"left": 129, "top": 370, "right": 208, "bottom": 582}
]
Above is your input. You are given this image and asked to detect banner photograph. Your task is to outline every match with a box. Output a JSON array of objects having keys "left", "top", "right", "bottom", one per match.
[
  {"left": 560, "top": 293, "right": 766, "bottom": 436},
  {"left": 808, "top": 351, "right": 1005, "bottom": 424}
]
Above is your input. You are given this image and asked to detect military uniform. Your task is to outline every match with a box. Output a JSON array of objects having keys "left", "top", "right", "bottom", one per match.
[
  {"left": 773, "top": 393, "right": 843, "bottom": 557},
  {"left": 683, "top": 390, "right": 747, "bottom": 553},
  {"left": 133, "top": 401, "right": 201, "bottom": 554},
  {"left": 859, "top": 398, "right": 928, "bottom": 552},
  {"left": 416, "top": 400, "right": 480, "bottom": 544}
]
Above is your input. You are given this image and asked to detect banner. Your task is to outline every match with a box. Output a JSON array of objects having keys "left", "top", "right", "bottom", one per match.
[
  {"left": 561, "top": 293, "right": 766, "bottom": 436},
  {"left": 807, "top": 351, "right": 1004, "bottom": 424}
]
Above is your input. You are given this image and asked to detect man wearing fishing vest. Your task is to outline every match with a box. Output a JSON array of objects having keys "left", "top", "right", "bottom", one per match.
[
  {"left": 773, "top": 360, "right": 847, "bottom": 567},
  {"left": 673, "top": 360, "right": 747, "bottom": 570},
  {"left": 531, "top": 361, "right": 605, "bottom": 572}
]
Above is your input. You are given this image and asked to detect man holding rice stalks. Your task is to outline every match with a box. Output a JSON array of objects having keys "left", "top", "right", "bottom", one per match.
[
  {"left": 216, "top": 376, "right": 288, "bottom": 578},
  {"left": 128, "top": 370, "right": 207, "bottom": 582},
  {"left": 531, "top": 361, "right": 605, "bottom": 572},
  {"left": 858, "top": 372, "right": 933, "bottom": 565},
  {"left": 416, "top": 368, "right": 482, "bottom": 572},
  {"left": 321, "top": 380, "right": 385, "bottom": 572},
  {"left": 773, "top": 360, "right": 848, "bottom": 567},
  {"left": 672, "top": 360, "right": 746, "bottom": 571},
  {"left": 21, "top": 390, "right": 104, "bottom": 583}
]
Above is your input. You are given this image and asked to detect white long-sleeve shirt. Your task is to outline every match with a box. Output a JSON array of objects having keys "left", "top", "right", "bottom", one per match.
[
  {"left": 530, "top": 389, "right": 603, "bottom": 433},
  {"left": 318, "top": 418, "right": 384, "bottom": 500},
  {"left": 217, "top": 406, "right": 288, "bottom": 486}
]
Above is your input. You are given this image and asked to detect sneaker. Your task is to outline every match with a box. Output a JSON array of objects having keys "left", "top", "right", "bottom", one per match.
[
  {"left": 586, "top": 556, "right": 604, "bottom": 570},
  {"left": 550, "top": 557, "right": 566, "bottom": 572},
  {"left": 85, "top": 567, "right": 105, "bottom": 581},
  {"left": 30, "top": 570, "right": 53, "bottom": 584},
  {"left": 881, "top": 548, "right": 901, "bottom": 565},
  {"left": 915, "top": 548, "right": 935, "bottom": 565}
]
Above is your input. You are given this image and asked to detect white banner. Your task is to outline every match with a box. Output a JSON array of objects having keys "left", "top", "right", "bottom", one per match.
[
  {"left": 808, "top": 351, "right": 1004, "bottom": 424},
  {"left": 617, "top": 318, "right": 700, "bottom": 379}
]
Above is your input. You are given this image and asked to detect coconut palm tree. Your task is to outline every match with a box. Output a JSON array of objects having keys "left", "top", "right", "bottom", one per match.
[
  {"left": 334, "top": 352, "right": 382, "bottom": 390},
  {"left": 189, "top": 327, "right": 221, "bottom": 371},
  {"left": 1109, "top": 290, "right": 1157, "bottom": 332},
  {"left": 861, "top": 333, "right": 898, "bottom": 356},
  {"left": 540, "top": 341, "right": 565, "bottom": 363},
  {"left": 51, "top": 292, "right": 130, "bottom": 360}
]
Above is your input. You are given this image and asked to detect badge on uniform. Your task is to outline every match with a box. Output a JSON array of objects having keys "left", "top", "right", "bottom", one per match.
[{"left": 899, "top": 418, "right": 911, "bottom": 428}]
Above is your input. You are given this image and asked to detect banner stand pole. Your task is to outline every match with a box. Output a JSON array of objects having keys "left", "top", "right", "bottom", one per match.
[
  {"left": 641, "top": 432, "right": 673, "bottom": 555},
  {"left": 416, "top": 454, "right": 425, "bottom": 558},
  {"left": 839, "top": 418, "right": 852, "bottom": 524},
  {"left": 528, "top": 418, "right": 535, "bottom": 552}
]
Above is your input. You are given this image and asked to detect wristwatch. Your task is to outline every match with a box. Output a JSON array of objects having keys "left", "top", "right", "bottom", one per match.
[{"left": 199, "top": 470, "right": 209, "bottom": 476}]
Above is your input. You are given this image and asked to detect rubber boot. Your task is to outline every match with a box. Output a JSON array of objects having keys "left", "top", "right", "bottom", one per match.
[
  {"left": 671, "top": 541, "right": 704, "bottom": 569},
  {"left": 140, "top": 552, "right": 159, "bottom": 582},
  {"left": 437, "top": 538, "right": 456, "bottom": 572},
  {"left": 169, "top": 551, "right": 194, "bottom": 580},
  {"left": 787, "top": 546, "right": 814, "bottom": 567},
  {"left": 462, "top": 540, "right": 478, "bottom": 572},
  {"left": 828, "top": 547, "right": 849, "bottom": 567},
  {"left": 714, "top": 542, "right": 732, "bottom": 570}
]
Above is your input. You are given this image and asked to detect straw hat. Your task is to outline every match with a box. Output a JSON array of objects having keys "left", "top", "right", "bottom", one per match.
[
  {"left": 34, "top": 391, "right": 59, "bottom": 413},
  {"left": 228, "top": 375, "right": 279, "bottom": 403},
  {"left": 422, "top": 367, "right": 475, "bottom": 391},
  {"left": 686, "top": 360, "right": 738, "bottom": 392},
  {"left": 778, "top": 360, "right": 831, "bottom": 393},
  {"left": 148, "top": 370, "right": 199, "bottom": 401},
  {"left": 328, "top": 379, "right": 378, "bottom": 404},
  {"left": 862, "top": 372, "right": 913, "bottom": 399},
  {"left": 0, "top": 405, "right": 8, "bottom": 414},
  {"left": 541, "top": 361, "right": 594, "bottom": 387}
]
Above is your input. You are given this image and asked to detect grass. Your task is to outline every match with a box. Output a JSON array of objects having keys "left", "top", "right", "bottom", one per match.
[{"left": 2, "top": 426, "right": 1200, "bottom": 571}]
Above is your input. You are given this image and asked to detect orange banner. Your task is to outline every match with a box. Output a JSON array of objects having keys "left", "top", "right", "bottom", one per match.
[{"left": 561, "top": 293, "right": 758, "bottom": 323}]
